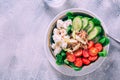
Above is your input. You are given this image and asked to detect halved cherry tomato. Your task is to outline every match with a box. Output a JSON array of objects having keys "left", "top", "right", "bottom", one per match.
[
  {"left": 82, "top": 58, "right": 90, "bottom": 65},
  {"left": 83, "top": 50, "right": 89, "bottom": 58},
  {"left": 66, "top": 54, "right": 76, "bottom": 62},
  {"left": 88, "top": 55, "right": 98, "bottom": 62},
  {"left": 74, "top": 58, "right": 83, "bottom": 67},
  {"left": 89, "top": 51, "right": 97, "bottom": 56},
  {"left": 74, "top": 49, "right": 83, "bottom": 57},
  {"left": 89, "top": 47, "right": 99, "bottom": 56},
  {"left": 88, "top": 41, "right": 94, "bottom": 49},
  {"left": 95, "top": 43, "right": 103, "bottom": 52}
]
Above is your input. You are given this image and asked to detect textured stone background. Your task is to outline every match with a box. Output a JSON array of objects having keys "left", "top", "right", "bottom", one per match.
[{"left": 0, "top": 0, "right": 120, "bottom": 80}]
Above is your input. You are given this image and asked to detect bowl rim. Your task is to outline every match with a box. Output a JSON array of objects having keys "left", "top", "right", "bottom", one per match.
[{"left": 44, "top": 8, "right": 110, "bottom": 76}]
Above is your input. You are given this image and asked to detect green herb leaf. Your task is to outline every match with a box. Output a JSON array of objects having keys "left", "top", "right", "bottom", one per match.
[
  {"left": 99, "top": 27, "right": 104, "bottom": 36},
  {"left": 61, "top": 50, "right": 66, "bottom": 58},
  {"left": 69, "top": 62, "right": 75, "bottom": 67},
  {"left": 67, "top": 25, "right": 72, "bottom": 35},
  {"left": 69, "top": 62, "right": 82, "bottom": 71},
  {"left": 56, "top": 54, "right": 64, "bottom": 65},
  {"left": 64, "top": 59, "right": 69, "bottom": 65},
  {"left": 98, "top": 50, "right": 107, "bottom": 57},
  {"left": 104, "top": 37, "right": 110, "bottom": 46},
  {"left": 66, "top": 12, "right": 74, "bottom": 20},
  {"left": 99, "top": 36, "right": 110, "bottom": 46},
  {"left": 92, "top": 18, "right": 101, "bottom": 26},
  {"left": 56, "top": 60, "right": 63, "bottom": 65},
  {"left": 72, "top": 67, "right": 82, "bottom": 71},
  {"left": 78, "top": 16, "right": 83, "bottom": 18},
  {"left": 99, "top": 37, "right": 106, "bottom": 44},
  {"left": 87, "top": 17, "right": 92, "bottom": 20}
]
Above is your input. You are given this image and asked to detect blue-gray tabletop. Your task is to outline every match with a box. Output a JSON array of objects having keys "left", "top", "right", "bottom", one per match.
[{"left": 0, "top": 0, "right": 120, "bottom": 80}]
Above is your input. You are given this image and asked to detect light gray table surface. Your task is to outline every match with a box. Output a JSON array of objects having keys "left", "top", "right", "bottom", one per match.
[{"left": 0, "top": 0, "right": 120, "bottom": 80}]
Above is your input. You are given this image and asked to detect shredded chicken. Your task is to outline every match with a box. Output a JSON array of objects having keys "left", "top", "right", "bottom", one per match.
[
  {"left": 76, "top": 30, "right": 88, "bottom": 43},
  {"left": 66, "top": 30, "right": 88, "bottom": 52}
]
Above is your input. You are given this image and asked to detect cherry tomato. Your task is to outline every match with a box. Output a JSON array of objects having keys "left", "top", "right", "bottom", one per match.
[
  {"left": 88, "top": 55, "right": 98, "bottom": 62},
  {"left": 66, "top": 52, "right": 71, "bottom": 56},
  {"left": 74, "top": 58, "right": 82, "bottom": 67},
  {"left": 66, "top": 54, "right": 76, "bottom": 62},
  {"left": 74, "top": 49, "right": 83, "bottom": 57},
  {"left": 83, "top": 50, "right": 89, "bottom": 58},
  {"left": 95, "top": 43, "right": 103, "bottom": 52},
  {"left": 88, "top": 41, "right": 94, "bottom": 49},
  {"left": 89, "top": 47, "right": 99, "bottom": 56},
  {"left": 89, "top": 51, "right": 97, "bottom": 56},
  {"left": 82, "top": 58, "right": 90, "bottom": 65}
]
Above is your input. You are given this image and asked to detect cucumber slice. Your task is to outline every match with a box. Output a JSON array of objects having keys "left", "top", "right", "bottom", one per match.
[
  {"left": 95, "top": 26, "right": 102, "bottom": 33},
  {"left": 82, "top": 17, "right": 89, "bottom": 29},
  {"left": 72, "top": 16, "right": 82, "bottom": 32},
  {"left": 87, "top": 27, "right": 102, "bottom": 40},
  {"left": 93, "top": 35, "right": 101, "bottom": 43},
  {"left": 86, "top": 21, "right": 94, "bottom": 33}
]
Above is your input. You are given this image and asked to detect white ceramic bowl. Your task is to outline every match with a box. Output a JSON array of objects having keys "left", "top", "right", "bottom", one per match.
[{"left": 44, "top": 8, "right": 109, "bottom": 76}]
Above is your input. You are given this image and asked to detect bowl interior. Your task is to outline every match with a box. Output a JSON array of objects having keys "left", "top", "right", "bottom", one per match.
[{"left": 45, "top": 9, "right": 109, "bottom": 76}]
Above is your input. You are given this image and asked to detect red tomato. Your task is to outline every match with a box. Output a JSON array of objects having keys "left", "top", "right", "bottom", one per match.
[
  {"left": 88, "top": 41, "right": 94, "bottom": 49},
  {"left": 74, "top": 58, "right": 82, "bottom": 67},
  {"left": 89, "top": 51, "right": 97, "bottom": 56},
  {"left": 88, "top": 55, "right": 98, "bottom": 62},
  {"left": 82, "top": 58, "right": 90, "bottom": 65},
  {"left": 83, "top": 50, "right": 89, "bottom": 58},
  {"left": 95, "top": 43, "right": 103, "bottom": 52},
  {"left": 74, "top": 49, "right": 83, "bottom": 57},
  {"left": 66, "top": 52, "right": 71, "bottom": 56},
  {"left": 89, "top": 47, "right": 99, "bottom": 56},
  {"left": 66, "top": 54, "right": 76, "bottom": 62}
]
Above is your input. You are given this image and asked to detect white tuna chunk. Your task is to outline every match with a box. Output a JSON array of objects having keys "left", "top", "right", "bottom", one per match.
[
  {"left": 53, "top": 28, "right": 59, "bottom": 35},
  {"left": 52, "top": 34, "right": 62, "bottom": 43},
  {"left": 59, "top": 29, "right": 67, "bottom": 36},
  {"left": 51, "top": 43, "right": 56, "bottom": 49},
  {"left": 63, "top": 19, "right": 72, "bottom": 29},
  {"left": 57, "top": 20, "right": 64, "bottom": 29},
  {"left": 54, "top": 47, "right": 62, "bottom": 55}
]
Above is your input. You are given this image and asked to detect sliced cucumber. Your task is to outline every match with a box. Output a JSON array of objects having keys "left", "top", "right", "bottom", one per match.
[
  {"left": 87, "top": 26, "right": 102, "bottom": 40},
  {"left": 93, "top": 35, "right": 101, "bottom": 43},
  {"left": 82, "top": 17, "right": 89, "bottom": 29},
  {"left": 86, "top": 21, "right": 94, "bottom": 33},
  {"left": 95, "top": 26, "right": 102, "bottom": 33},
  {"left": 72, "top": 16, "right": 82, "bottom": 32}
]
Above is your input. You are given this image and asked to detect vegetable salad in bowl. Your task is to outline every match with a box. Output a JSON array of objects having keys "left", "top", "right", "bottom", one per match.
[
  {"left": 45, "top": 9, "right": 110, "bottom": 76},
  {"left": 51, "top": 12, "right": 110, "bottom": 71}
]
